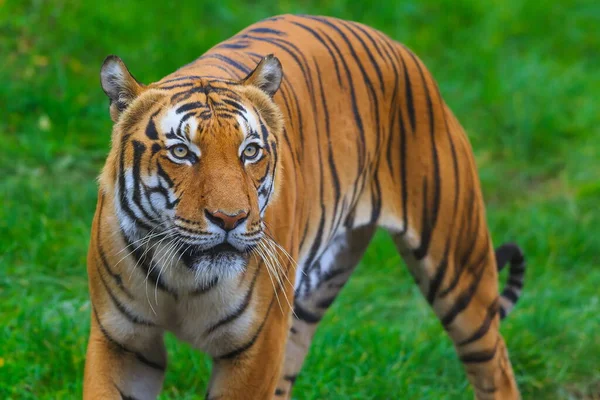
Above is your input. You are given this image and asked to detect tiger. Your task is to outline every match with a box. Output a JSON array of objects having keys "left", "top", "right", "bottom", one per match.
[{"left": 84, "top": 13, "right": 527, "bottom": 400}]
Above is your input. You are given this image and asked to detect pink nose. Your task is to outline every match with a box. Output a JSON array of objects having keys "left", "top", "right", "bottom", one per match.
[{"left": 205, "top": 209, "right": 248, "bottom": 231}]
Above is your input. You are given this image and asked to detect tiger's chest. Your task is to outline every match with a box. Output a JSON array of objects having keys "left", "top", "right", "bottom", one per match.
[{"left": 156, "top": 277, "right": 257, "bottom": 355}]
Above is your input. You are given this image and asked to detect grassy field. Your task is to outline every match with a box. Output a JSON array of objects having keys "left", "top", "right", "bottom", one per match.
[{"left": 1, "top": 0, "right": 599, "bottom": 399}]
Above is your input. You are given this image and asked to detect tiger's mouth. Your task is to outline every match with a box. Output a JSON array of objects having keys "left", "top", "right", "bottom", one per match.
[{"left": 179, "top": 242, "right": 252, "bottom": 269}]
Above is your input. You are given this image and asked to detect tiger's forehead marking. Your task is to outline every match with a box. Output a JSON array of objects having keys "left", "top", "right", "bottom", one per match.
[
  {"left": 237, "top": 106, "right": 262, "bottom": 141},
  {"left": 158, "top": 100, "right": 260, "bottom": 142},
  {"left": 161, "top": 106, "right": 200, "bottom": 142}
]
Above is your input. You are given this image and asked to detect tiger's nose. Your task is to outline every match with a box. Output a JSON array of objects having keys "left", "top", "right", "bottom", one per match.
[{"left": 205, "top": 209, "right": 248, "bottom": 232}]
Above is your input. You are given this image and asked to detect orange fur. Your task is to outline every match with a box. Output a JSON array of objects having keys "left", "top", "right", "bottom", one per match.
[{"left": 84, "top": 14, "right": 525, "bottom": 399}]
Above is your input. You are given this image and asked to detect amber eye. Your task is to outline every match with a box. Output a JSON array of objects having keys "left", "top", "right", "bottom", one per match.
[
  {"left": 243, "top": 143, "right": 261, "bottom": 161},
  {"left": 170, "top": 144, "right": 189, "bottom": 159}
]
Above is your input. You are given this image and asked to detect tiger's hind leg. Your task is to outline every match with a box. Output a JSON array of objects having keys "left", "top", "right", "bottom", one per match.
[
  {"left": 390, "top": 229, "right": 520, "bottom": 400},
  {"left": 273, "top": 225, "right": 376, "bottom": 399}
]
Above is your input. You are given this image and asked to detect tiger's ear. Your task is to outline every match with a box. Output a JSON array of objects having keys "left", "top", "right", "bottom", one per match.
[
  {"left": 242, "top": 54, "right": 283, "bottom": 97},
  {"left": 100, "top": 55, "right": 145, "bottom": 122}
]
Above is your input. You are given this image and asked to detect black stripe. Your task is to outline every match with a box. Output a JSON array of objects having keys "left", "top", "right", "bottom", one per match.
[
  {"left": 511, "top": 253, "right": 525, "bottom": 265},
  {"left": 97, "top": 266, "right": 155, "bottom": 326},
  {"left": 218, "top": 41, "right": 250, "bottom": 50},
  {"left": 412, "top": 51, "right": 440, "bottom": 260},
  {"left": 441, "top": 247, "right": 490, "bottom": 327},
  {"left": 258, "top": 117, "right": 271, "bottom": 151},
  {"left": 460, "top": 340, "right": 498, "bottom": 364},
  {"left": 319, "top": 266, "right": 351, "bottom": 286},
  {"left": 131, "top": 140, "right": 158, "bottom": 222},
  {"left": 314, "top": 59, "right": 342, "bottom": 240},
  {"left": 427, "top": 251, "right": 448, "bottom": 304},
  {"left": 204, "top": 268, "right": 259, "bottom": 334},
  {"left": 96, "top": 240, "right": 134, "bottom": 299},
  {"left": 290, "top": 20, "right": 343, "bottom": 87},
  {"left": 145, "top": 184, "right": 180, "bottom": 210},
  {"left": 499, "top": 307, "right": 507, "bottom": 320},
  {"left": 93, "top": 307, "right": 165, "bottom": 371},
  {"left": 121, "top": 230, "right": 179, "bottom": 299},
  {"left": 398, "top": 94, "right": 409, "bottom": 234},
  {"left": 257, "top": 163, "right": 271, "bottom": 185},
  {"left": 118, "top": 135, "right": 151, "bottom": 231},
  {"left": 293, "top": 302, "right": 322, "bottom": 323},
  {"left": 96, "top": 195, "right": 134, "bottom": 300},
  {"left": 354, "top": 23, "right": 391, "bottom": 74},
  {"left": 276, "top": 91, "right": 297, "bottom": 162},
  {"left": 458, "top": 298, "right": 498, "bottom": 346},
  {"left": 145, "top": 110, "right": 160, "bottom": 140},
  {"left": 426, "top": 96, "right": 459, "bottom": 302},
  {"left": 380, "top": 29, "right": 401, "bottom": 180},
  {"left": 217, "top": 294, "right": 276, "bottom": 360},
  {"left": 502, "top": 287, "right": 520, "bottom": 303},
  {"left": 303, "top": 207, "right": 326, "bottom": 274},
  {"left": 176, "top": 101, "right": 207, "bottom": 114},
  {"left": 313, "top": 17, "right": 379, "bottom": 210},
  {"left": 298, "top": 20, "right": 366, "bottom": 268},
  {"left": 385, "top": 75, "right": 399, "bottom": 177},
  {"left": 428, "top": 88, "right": 460, "bottom": 297},
  {"left": 200, "top": 54, "right": 250, "bottom": 75},
  {"left": 259, "top": 139, "right": 278, "bottom": 215},
  {"left": 312, "top": 23, "right": 366, "bottom": 170},
  {"left": 243, "top": 32, "right": 320, "bottom": 179},
  {"left": 203, "top": 61, "right": 240, "bottom": 79},
  {"left": 160, "top": 75, "right": 203, "bottom": 84},
  {"left": 507, "top": 277, "right": 524, "bottom": 289},
  {"left": 165, "top": 128, "right": 178, "bottom": 140},
  {"left": 299, "top": 222, "right": 310, "bottom": 252},
  {"left": 339, "top": 20, "right": 385, "bottom": 94},
  {"left": 159, "top": 82, "right": 196, "bottom": 90},
  {"left": 316, "top": 295, "right": 337, "bottom": 309},
  {"left": 222, "top": 98, "right": 246, "bottom": 113},
  {"left": 248, "top": 27, "right": 285, "bottom": 35},
  {"left": 510, "top": 264, "right": 526, "bottom": 275},
  {"left": 174, "top": 223, "right": 211, "bottom": 236},
  {"left": 298, "top": 42, "right": 326, "bottom": 263},
  {"left": 398, "top": 49, "right": 416, "bottom": 133},
  {"left": 370, "top": 176, "right": 382, "bottom": 225},
  {"left": 414, "top": 177, "right": 429, "bottom": 258},
  {"left": 191, "top": 275, "right": 219, "bottom": 296},
  {"left": 439, "top": 186, "right": 479, "bottom": 297},
  {"left": 239, "top": 34, "right": 313, "bottom": 93},
  {"left": 155, "top": 160, "right": 174, "bottom": 188}
]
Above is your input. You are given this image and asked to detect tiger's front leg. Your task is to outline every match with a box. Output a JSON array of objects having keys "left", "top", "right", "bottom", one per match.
[
  {"left": 83, "top": 308, "right": 167, "bottom": 400},
  {"left": 205, "top": 288, "right": 292, "bottom": 400}
]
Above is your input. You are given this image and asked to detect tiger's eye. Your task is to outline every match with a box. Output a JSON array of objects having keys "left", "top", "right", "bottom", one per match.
[
  {"left": 243, "top": 144, "right": 260, "bottom": 160},
  {"left": 171, "top": 144, "right": 189, "bottom": 159}
]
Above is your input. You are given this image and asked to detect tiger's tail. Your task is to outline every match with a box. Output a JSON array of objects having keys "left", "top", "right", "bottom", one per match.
[{"left": 495, "top": 242, "right": 526, "bottom": 319}]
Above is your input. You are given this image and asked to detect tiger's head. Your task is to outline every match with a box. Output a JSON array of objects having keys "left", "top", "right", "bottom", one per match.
[{"left": 98, "top": 55, "right": 283, "bottom": 277}]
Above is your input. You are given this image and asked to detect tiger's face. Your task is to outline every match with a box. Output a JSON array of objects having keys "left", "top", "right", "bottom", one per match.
[{"left": 99, "top": 55, "right": 283, "bottom": 277}]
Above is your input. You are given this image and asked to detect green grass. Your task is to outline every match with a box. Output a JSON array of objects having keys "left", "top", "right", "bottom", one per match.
[{"left": 1, "top": 0, "right": 599, "bottom": 399}]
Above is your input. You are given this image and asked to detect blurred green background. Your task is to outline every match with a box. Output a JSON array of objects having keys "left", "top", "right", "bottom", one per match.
[{"left": 1, "top": 1, "right": 599, "bottom": 399}]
